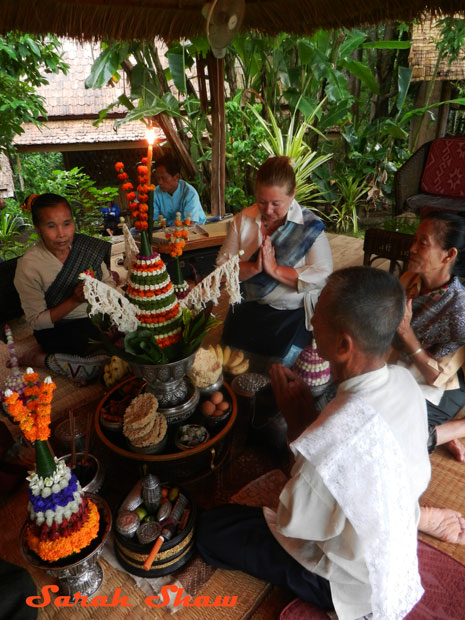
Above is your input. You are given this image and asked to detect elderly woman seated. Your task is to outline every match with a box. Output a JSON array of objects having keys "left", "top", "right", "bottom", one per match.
[
  {"left": 11, "top": 193, "right": 116, "bottom": 382},
  {"left": 217, "top": 156, "right": 333, "bottom": 364},
  {"left": 392, "top": 211, "right": 465, "bottom": 461}
]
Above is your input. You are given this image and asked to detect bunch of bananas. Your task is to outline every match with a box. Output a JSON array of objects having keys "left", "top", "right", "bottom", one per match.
[
  {"left": 208, "top": 344, "right": 249, "bottom": 375},
  {"left": 103, "top": 356, "right": 130, "bottom": 388}
]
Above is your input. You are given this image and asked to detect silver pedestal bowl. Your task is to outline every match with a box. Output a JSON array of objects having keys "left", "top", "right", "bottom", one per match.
[
  {"left": 20, "top": 494, "right": 112, "bottom": 598},
  {"left": 130, "top": 352, "right": 199, "bottom": 423}
]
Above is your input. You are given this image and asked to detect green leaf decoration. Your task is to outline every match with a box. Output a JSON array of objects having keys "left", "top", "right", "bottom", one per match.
[
  {"left": 124, "top": 329, "right": 167, "bottom": 364},
  {"left": 35, "top": 440, "right": 56, "bottom": 478}
]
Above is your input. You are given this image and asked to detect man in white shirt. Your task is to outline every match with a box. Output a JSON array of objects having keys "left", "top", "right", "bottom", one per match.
[{"left": 197, "top": 267, "right": 433, "bottom": 619}]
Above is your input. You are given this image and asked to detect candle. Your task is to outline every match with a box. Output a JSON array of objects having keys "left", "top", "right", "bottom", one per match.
[{"left": 145, "top": 127, "right": 156, "bottom": 188}]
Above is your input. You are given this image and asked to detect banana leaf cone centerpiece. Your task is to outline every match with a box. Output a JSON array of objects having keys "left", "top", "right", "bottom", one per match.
[
  {"left": 81, "top": 166, "right": 241, "bottom": 413},
  {"left": 124, "top": 230, "right": 190, "bottom": 409}
]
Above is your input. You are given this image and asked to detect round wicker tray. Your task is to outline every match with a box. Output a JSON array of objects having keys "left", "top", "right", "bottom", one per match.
[{"left": 94, "top": 376, "right": 237, "bottom": 480}]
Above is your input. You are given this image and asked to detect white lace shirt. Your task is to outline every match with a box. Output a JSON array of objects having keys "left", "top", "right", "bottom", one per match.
[{"left": 264, "top": 365, "right": 430, "bottom": 620}]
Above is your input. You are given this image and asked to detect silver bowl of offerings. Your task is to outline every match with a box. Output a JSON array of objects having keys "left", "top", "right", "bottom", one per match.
[
  {"left": 129, "top": 352, "right": 197, "bottom": 408},
  {"left": 20, "top": 494, "right": 112, "bottom": 597},
  {"left": 175, "top": 424, "right": 210, "bottom": 451}
]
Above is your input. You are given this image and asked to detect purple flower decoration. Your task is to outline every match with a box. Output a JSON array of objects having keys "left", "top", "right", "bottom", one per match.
[{"left": 28, "top": 474, "right": 78, "bottom": 513}]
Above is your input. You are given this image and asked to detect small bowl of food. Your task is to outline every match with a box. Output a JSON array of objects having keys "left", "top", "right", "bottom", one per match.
[
  {"left": 175, "top": 424, "right": 210, "bottom": 451},
  {"left": 200, "top": 390, "right": 231, "bottom": 428}
]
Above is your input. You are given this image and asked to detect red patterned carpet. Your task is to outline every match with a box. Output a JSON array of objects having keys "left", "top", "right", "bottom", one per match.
[{"left": 279, "top": 540, "right": 465, "bottom": 620}]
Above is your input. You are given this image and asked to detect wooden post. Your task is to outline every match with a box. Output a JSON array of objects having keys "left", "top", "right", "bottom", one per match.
[{"left": 208, "top": 53, "right": 225, "bottom": 218}]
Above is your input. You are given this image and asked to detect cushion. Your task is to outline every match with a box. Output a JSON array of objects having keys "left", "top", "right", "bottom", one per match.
[
  {"left": 421, "top": 138, "right": 465, "bottom": 197},
  {"left": 279, "top": 541, "right": 465, "bottom": 619},
  {"left": 280, "top": 599, "right": 332, "bottom": 620}
]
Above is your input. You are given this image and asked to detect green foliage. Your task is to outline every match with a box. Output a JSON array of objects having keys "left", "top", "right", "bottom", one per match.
[
  {"left": 316, "top": 175, "right": 369, "bottom": 234},
  {"left": 85, "top": 25, "right": 465, "bottom": 228},
  {"left": 382, "top": 214, "right": 420, "bottom": 235},
  {"left": 0, "top": 33, "right": 68, "bottom": 153},
  {"left": 249, "top": 103, "right": 332, "bottom": 205},
  {"left": 91, "top": 305, "right": 219, "bottom": 365},
  {"left": 179, "top": 306, "right": 219, "bottom": 359},
  {"left": 13, "top": 152, "right": 64, "bottom": 203},
  {"left": 124, "top": 329, "right": 167, "bottom": 364},
  {"left": 38, "top": 167, "right": 118, "bottom": 235},
  {"left": 223, "top": 96, "right": 268, "bottom": 211},
  {"left": 0, "top": 208, "right": 31, "bottom": 260}
]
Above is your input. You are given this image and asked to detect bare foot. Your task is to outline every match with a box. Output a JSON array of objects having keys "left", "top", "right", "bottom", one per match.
[
  {"left": 419, "top": 506, "right": 465, "bottom": 544},
  {"left": 6, "top": 344, "right": 45, "bottom": 369},
  {"left": 445, "top": 439, "right": 465, "bottom": 462}
]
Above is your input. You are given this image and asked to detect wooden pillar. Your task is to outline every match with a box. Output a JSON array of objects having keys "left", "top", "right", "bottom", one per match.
[
  {"left": 437, "top": 81, "right": 451, "bottom": 138},
  {"left": 207, "top": 53, "right": 225, "bottom": 218}
]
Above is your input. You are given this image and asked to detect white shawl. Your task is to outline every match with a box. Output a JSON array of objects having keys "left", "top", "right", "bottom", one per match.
[{"left": 293, "top": 392, "right": 424, "bottom": 620}]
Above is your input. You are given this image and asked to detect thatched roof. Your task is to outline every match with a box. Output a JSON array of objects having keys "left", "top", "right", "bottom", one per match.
[
  {"left": 0, "top": 0, "right": 464, "bottom": 41},
  {"left": 409, "top": 16, "right": 465, "bottom": 81}
]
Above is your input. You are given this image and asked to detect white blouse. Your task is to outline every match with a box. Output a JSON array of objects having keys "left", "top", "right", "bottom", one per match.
[{"left": 216, "top": 200, "right": 333, "bottom": 329}]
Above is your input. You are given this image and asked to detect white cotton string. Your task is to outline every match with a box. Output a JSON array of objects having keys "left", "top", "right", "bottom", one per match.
[
  {"left": 122, "top": 223, "right": 139, "bottom": 270},
  {"left": 181, "top": 253, "right": 242, "bottom": 312},
  {"left": 80, "top": 273, "right": 139, "bottom": 333}
]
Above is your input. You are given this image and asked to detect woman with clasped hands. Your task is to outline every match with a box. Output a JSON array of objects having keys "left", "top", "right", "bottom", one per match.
[
  {"left": 393, "top": 211, "right": 465, "bottom": 461},
  {"left": 217, "top": 156, "right": 333, "bottom": 362}
]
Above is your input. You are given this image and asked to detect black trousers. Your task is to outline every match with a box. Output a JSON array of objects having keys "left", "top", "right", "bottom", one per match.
[
  {"left": 426, "top": 368, "right": 465, "bottom": 452},
  {"left": 34, "top": 317, "right": 101, "bottom": 356},
  {"left": 196, "top": 504, "right": 334, "bottom": 610},
  {"left": 222, "top": 301, "right": 311, "bottom": 358}
]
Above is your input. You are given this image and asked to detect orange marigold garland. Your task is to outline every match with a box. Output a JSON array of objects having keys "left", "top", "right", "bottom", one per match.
[
  {"left": 160, "top": 211, "right": 191, "bottom": 299},
  {"left": 3, "top": 370, "right": 55, "bottom": 443},
  {"left": 115, "top": 159, "right": 152, "bottom": 231},
  {"left": 3, "top": 368, "right": 100, "bottom": 563},
  {"left": 26, "top": 499, "right": 100, "bottom": 563}
]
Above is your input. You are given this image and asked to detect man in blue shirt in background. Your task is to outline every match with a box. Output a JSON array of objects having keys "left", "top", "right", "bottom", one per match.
[{"left": 153, "top": 153, "right": 207, "bottom": 225}]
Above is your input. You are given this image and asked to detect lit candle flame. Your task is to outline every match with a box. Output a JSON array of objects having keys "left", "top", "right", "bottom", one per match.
[{"left": 145, "top": 128, "right": 156, "bottom": 145}]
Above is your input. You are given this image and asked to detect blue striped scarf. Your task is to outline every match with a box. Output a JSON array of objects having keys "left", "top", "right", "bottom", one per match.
[
  {"left": 242, "top": 207, "right": 324, "bottom": 301},
  {"left": 45, "top": 233, "right": 111, "bottom": 309}
]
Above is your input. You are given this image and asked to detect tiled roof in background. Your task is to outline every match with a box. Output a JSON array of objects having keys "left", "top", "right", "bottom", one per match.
[
  {"left": 36, "top": 39, "right": 128, "bottom": 117},
  {"left": 13, "top": 39, "right": 166, "bottom": 148},
  {"left": 14, "top": 119, "right": 164, "bottom": 147}
]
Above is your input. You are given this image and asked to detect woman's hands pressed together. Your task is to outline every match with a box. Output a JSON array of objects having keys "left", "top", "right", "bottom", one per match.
[{"left": 261, "top": 235, "right": 277, "bottom": 276}]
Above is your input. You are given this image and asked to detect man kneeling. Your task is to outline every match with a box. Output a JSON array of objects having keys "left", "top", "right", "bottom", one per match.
[{"left": 197, "top": 267, "right": 431, "bottom": 620}]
